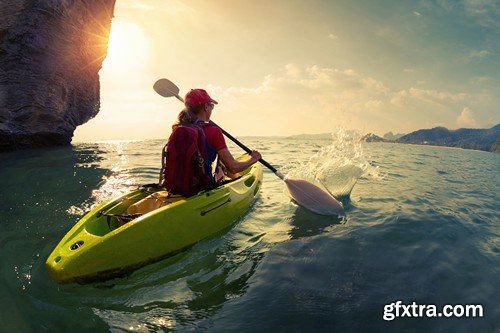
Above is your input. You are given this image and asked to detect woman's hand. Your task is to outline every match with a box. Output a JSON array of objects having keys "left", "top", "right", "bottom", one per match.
[
  {"left": 250, "top": 150, "right": 262, "bottom": 162},
  {"left": 218, "top": 148, "right": 262, "bottom": 174}
]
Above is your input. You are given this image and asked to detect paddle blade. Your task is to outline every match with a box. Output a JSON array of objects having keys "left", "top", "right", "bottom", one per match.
[
  {"left": 153, "top": 78, "right": 180, "bottom": 98},
  {"left": 285, "top": 178, "right": 345, "bottom": 216}
]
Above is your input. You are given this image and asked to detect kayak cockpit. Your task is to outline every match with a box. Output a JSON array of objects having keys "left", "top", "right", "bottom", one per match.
[{"left": 83, "top": 185, "right": 166, "bottom": 236}]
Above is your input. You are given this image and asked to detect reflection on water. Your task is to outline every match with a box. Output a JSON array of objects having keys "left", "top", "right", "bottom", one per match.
[
  {"left": 288, "top": 207, "right": 344, "bottom": 240},
  {"left": 67, "top": 140, "right": 162, "bottom": 215},
  {"left": 68, "top": 225, "right": 267, "bottom": 331}
]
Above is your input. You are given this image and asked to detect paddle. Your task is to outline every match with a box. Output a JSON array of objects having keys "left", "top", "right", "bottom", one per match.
[{"left": 153, "top": 78, "right": 345, "bottom": 216}]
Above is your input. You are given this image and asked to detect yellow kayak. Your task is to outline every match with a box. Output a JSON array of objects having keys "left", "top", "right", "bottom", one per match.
[{"left": 46, "top": 155, "right": 263, "bottom": 284}]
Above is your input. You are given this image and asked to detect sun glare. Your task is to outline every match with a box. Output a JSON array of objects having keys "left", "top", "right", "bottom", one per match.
[{"left": 103, "top": 20, "right": 150, "bottom": 73}]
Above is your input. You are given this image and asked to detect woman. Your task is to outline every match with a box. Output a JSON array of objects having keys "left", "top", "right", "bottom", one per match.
[
  {"left": 126, "top": 89, "right": 261, "bottom": 216},
  {"left": 167, "top": 88, "right": 261, "bottom": 191}
]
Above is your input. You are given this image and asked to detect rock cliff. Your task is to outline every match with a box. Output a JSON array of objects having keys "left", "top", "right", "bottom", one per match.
[{"left": 0, "top": 0, "right": 116, "bottom": 151}]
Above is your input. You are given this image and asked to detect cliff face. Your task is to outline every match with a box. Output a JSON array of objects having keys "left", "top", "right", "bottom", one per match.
[{"left": 0, "top": 0, "right": 116, "bottom": 151}]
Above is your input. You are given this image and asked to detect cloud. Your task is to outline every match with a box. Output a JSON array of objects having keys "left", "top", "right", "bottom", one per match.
[
  {"left": 285, "top": 63, "right": 302, "bottom": 78},
  {"left": 463, "top": 0, "right": 500, "bottom": 28},
  {"left": 432, "top": 0, "right": 500, "bottom": 28},
  {"left": 390, "top": 88, "right": 468, "bottom": 108},
  {"left": 205, "top": 64, "right": 395, "bottom": 134},
  {"left": 205, "top": 63, "right": 486, "bottom": 135},
  {"left": 469, "top": 49, "right": 492, "bottom": 59},
  {"left": 212, "top": 64, "right": 389, "bottom": 107},
  {"left": 413, "top": 11, "right": 422, "bottom": 16},
  {"left": 456, "top": 107, "right": 477, "bottom": 127},
  {"left": 327, "top": 33, "right": 340, "bottom": 41},
  {"left": 216, "top": 64, "right": 473, "bottom": 117},
  {"left": 403, "top": 68, "right": 416, "bottom": 73}
]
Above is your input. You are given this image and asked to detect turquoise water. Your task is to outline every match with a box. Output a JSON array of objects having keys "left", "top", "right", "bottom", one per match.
[{"left": 0, "top": 136, "right": 498, "bottom": 332}]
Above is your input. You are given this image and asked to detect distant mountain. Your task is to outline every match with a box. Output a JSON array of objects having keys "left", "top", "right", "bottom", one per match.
[
  {"left": 291, "top": 125, "right": 500, "bottom": 153},
  {"left": 396, "top": 124, "right": 500, "bottom": 153},
  {"left": 383, "top": 132, "right": 405, "bottom": 140},
  {"left": 362, "top": 133, "right": 387, "bottom": 142}
]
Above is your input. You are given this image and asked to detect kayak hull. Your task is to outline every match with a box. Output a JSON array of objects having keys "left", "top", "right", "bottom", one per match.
[{"left": 46, "top": 160, "right": 263, "bottom": 284}]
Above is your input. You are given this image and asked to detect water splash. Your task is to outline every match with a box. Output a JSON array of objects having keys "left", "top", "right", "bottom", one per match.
[
  {"left": 66, "top": 205, "right": 89, "bottom": 216},
  {"left": 285, "top": 128, "right": 380, "bottom": 198},
  {"left": 14, "top": 254, "right": 39, "bottom": 291}
]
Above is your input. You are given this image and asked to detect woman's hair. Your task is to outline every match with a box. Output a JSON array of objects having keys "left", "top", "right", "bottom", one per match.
[{"left": 172, "top": 105, "right": 204, "bottom": 129}]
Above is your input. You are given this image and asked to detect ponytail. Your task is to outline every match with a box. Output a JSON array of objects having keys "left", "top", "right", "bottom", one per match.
[{"left": 172, "top": 105, "right": 204, "bottom": 129}]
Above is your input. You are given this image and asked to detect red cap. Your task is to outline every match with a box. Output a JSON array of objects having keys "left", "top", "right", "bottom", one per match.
[{"left": 184, "top": 89, "right": 218, "bottom": 108}]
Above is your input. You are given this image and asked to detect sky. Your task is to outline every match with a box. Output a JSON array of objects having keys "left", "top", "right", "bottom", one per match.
[{"left": 73, "top": 0, "right": 500, "bottom": 141}]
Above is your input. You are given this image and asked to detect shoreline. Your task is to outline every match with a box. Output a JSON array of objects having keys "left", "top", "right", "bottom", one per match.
[{"left": 365, "top": 140, "right": 495, "bottom": 154}]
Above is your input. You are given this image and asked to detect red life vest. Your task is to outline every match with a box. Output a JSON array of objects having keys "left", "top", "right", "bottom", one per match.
[{"left": 159, "top": 122, "right": 217, "bottom": 197}]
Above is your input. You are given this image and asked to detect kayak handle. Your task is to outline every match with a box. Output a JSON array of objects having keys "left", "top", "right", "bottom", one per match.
[{"left": 200, "top": 197, "right": 231, "bottom": 216}]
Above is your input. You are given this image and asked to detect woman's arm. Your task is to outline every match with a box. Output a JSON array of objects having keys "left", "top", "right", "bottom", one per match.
[{"left": 217, "top": 148, "right": 262, "bottom": 174}]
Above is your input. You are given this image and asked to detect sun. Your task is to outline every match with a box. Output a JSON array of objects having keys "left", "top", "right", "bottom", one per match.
[{"left": 102, "top": 20, "right": 150, "bottom": 73}]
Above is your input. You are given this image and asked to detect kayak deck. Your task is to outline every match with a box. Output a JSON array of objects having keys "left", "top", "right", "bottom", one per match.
[{"left": 46, "top": 158, "right": 263, "bottom": 284}]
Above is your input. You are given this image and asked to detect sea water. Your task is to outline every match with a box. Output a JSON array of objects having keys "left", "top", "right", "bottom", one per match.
[{"left": 0, "top": 135, "right": 498, "bottom": 332}]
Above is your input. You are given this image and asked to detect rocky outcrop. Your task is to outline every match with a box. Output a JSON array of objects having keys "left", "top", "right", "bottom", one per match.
[
  {"left": 0, "top": 0, "right": 115, "bottom": 151},
  {"left": 383, "top": 131, "right": 405, "bottom": 140},
  {"left": 361, "top": 133, "right": 386, "bottom": 142}
]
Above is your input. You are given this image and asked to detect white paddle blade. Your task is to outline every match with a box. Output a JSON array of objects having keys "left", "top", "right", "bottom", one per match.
[
  {"left": 285, "top": 178, "right": 345, "bottom": 216},
  {"left": 153, "top": 78, "right": 180, "bottom": 98}
]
